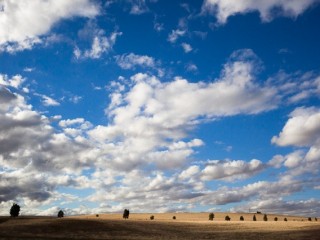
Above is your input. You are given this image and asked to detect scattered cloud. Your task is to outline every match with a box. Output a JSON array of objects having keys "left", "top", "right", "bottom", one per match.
[
  {"left": 115, "top": 53, "right": 156, "bottom": 70},
  {"left": 0, "top": 74, "right": 25, "bottom": 89},
  {"left": 35, "top": 93, "right": 60, "bottom": 107},
  {"left": 75, "top": 31, "right": 122, "bottom": 60},
  {"left": 0, "top": 0, "right": 99, "bottom": 53},
  {"left": 201, "top": 159, "right": 265, "bottom": 181},
  {"left": 202, "top": 0, "right": 320, "bottom": 24},
  {"left": 185, "top": 63, "right": 198, "bottom": 72},
  {"left": 168, "top": 29, "right": 186, "bottom": 43},
  {"left": 181, "top": 42, "right": 192, "bottom": 53}
]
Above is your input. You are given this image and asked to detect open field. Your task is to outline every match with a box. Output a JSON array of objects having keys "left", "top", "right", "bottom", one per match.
[{"left": 0, "top": 213, "right": 320, "bottom": 240}]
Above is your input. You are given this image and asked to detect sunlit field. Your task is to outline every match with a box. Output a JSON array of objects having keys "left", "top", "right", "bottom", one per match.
[{"left": 1, "top": 212, "right": 319, "bottom": 240}]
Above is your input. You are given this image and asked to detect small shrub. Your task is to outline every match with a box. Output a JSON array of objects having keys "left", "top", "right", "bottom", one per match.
[
  {"left": 274, "top": 217, "right": 278, "bottom": 221},
  {"left": 173, "top": 216, "right": 176, "bottom": 220},
  {"left": 209, "top": 212, "right": 214, "bottom": 221},
  {"left": 96, "top": 214, "right": 99, "bottom": 217},
  {"left": 284, "top": 218, "right": 288, "bottom": 222},
  {"left": 263, "top": 214, "right": 268, "bottom": 221},
  {"left": 315, "top": 217, "right": 318, "bottom": 221},
  {"left": 256, "top": 211, "right": 262, "bottom": 214},
  {"left": 225, "top": 215, "right": 231, "bottom": 221},
  {"left": 240, "top": 216, "right": 244, "bottom": 221},
  {"left": 150, "top": 215, "right": 154, "bottom": 220},
  {"left": 308, "top": 217, "right": 312, "bottom": 221},
  {"left": 57, "top": 210, "right": 64, "bottom": 218},
  {"left": 10, "top": 203, "right": 20, "bottom": 217},
  {"left": 253, "top": 215, "right": 257, "bottom": 221}
]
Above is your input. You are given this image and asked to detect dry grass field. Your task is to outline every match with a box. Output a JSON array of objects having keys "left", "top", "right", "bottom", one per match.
[{"left": 0, "top": 212, "right": 319, "bottom": 240}]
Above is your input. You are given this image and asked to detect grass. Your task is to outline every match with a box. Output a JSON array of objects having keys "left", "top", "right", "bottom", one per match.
[{"left": 0, "top": 213, "right": 319, "bottom": 240}]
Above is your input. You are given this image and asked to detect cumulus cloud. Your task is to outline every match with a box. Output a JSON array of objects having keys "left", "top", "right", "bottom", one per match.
[
  {"left": 0, "top": 0, "right": 99, "bottom": 53},
  {"left": 202, "top": 0, "right": 320, "bottom": 24},
  {"left": 271, "top": 107, "right": 320, "bottom": 177},
  {"left": 0, "top": 78, "right": 98, "bottom": 204},
  {"left": 115, "top": 53, "right": 156, "bottom": 70},
  {"left": 0, "top": 74, "right": 25, "bottom": 89},
  {"left": 201, "top": 159, "right": 265, "bottom": 181},
  {"left": 198, "top": 178, "right": 305, "bottom": 206},
  {"left": 87, "top": 49, "right": 278, "bottom": 173},
  {"left": 272, "top": 107, "right": 320, "bottom": 147}
]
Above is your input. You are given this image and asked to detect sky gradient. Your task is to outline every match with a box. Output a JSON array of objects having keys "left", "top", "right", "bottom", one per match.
[{"left": 1, "top": 0, "right": 320, "bottom": 216}]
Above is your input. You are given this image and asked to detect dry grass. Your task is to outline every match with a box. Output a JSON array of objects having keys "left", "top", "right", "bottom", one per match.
[{"left": 0, "top": 213, "right": 319, "bottom": 240}]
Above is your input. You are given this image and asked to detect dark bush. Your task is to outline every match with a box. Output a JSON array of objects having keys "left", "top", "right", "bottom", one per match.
[
  {"left": 209, "top": 212, "right": 214, "bottom": 221},
  {"left": 308, "top": 217, "right": 312, "bottom": 221},
  {"left": 96, "top": 214, "right": 99, "bottom": 217},
  {"left": 173, "top": 216, "right": 176, "bottom": 220},
  {"left": 10, "top": 203, "right": 20, "bottom": 217},
  {"left": 57, "top": 210, "right": 64, "bottom": 218},
  {"left": 123, "top": 209, "right": 129, "bottom": 219},
  {"left": 150, "top": 215, "right": 154, "bottom": 220},
  {"left": 274, "top": 217, "right": 278, "bottom": 221},
  {"left": 256, "top": 211, "right": 262, "bottom": 214},
  {"left": 253, "top": 215, "right": 257, "bottom": 221},
  {"left": 240, "top": 216, "right": 244, "bottom": 221},
  {"left": 284, "top": 218, "right": 288, "bottom": 221},
  {"left": 225, "top": 215, "right": 231, "bottom": 221},
  {"left": 315, "top": 217, "right": 318, "bottom": 221},
  {"left": 263, "top": 214, "right": 268, "bottom": 221}
]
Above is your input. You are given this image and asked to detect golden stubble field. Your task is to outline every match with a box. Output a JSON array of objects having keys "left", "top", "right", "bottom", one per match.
[{"left": 0, "top": 212, "right": 320, "bottom": 240}]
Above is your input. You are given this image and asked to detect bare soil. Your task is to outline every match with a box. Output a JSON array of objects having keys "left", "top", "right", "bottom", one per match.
[{"left": 0, "top": 213, "right": 319, "bottom": 240}]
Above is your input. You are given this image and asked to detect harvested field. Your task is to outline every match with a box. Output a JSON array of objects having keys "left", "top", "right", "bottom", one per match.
[{"left": 0, "top": 213, "right": 319, "bottom": 240}]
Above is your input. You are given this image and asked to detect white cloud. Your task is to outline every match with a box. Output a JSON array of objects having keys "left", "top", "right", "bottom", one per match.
[
  {"left": 272, "top": 107, "right": 320, "bottom": 147},
  {"left": 202, "top": 0, "right": 320, "bottom": 24},
  {"left": 0, "top": 0, "right": 99, "bottom": 53},
  {"left": 128, "top": 0, "right": 149, "bottom": 15},
  {"left": 167, "top": 29, "right": 186, "bottom": 43},
  {"left": 86, "top": 49, "right": 278, "bottom": 174},
  {"left": 0, "top": 74, "right": 25, "bottom": 89},
  {"left": 37, "top": 94, "right": 60, "bottom": 106},
  {"left": 181, "top": 42, "right": 192, "bottom": 53},
  {"left": 0, "top": 82, "right": 99, "bottom": 205},
  {"left": 75, "top": 31, "right": 122, "bottom": 59},
  {"left": 185, "top": 63, "right": 198, "bottom": 72},
  {"left": 115, "top": 53, "right": 156, "bottom": 70},
  {"left": 201, "top": 159, "right": 265, "bottom": 181}
]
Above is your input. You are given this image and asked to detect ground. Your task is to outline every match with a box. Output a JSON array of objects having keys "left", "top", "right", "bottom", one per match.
[{"left": 0, "top": 213, "right": 320, "bottom": 240}]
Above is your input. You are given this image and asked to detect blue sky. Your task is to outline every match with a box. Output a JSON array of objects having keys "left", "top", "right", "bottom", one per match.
[{"left": 1, "top": 0, "right": 320, "bottom": 216}]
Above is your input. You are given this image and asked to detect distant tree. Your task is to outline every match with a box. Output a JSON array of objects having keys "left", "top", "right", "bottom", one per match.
[
  {"left": 57, "top": 210, "right": 64, "bottom": 218},
  {"left": 240, "top": 216, "right": 244, "bottom": 221},
  {"left": 263, "top": 214, "right": 268, "bottom": 221},
  {"left": 123, "top": 209, "right": 130, "bottom": 219},
  {"left": 256, "top": 211, "right": 262, "bottom": 214},
  {"left": 253, "top": 215, "right": 257, "bottom": 221},
  {"left": 284, "top": 218, "right": 288, "bottom": 222},
  {"left": 225, "top": 215, "right": 231, "bottom": 221},
  {"left": 209, "top": 213, "right": 214, "bottom": 221},
  {"left": 96, "top": 214, "right": 99, "bottom": 217},
  {"left": 173, "top": 216, "right": 176, "bottom": 220},
  {"left": 315, "top": 217, "right": 318, "bottom": 221},
  {"left": 308, "top": 217, "right": 312, "bottom": 221},
  {"left": 10, "top": 203, "right": 20, "bottom": 217},
  {"left": 150, "top": 215, "right": 154, "bottom": 220},
  {"left": 274, "top": 217, "right": 278, "bottom": 221}
]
